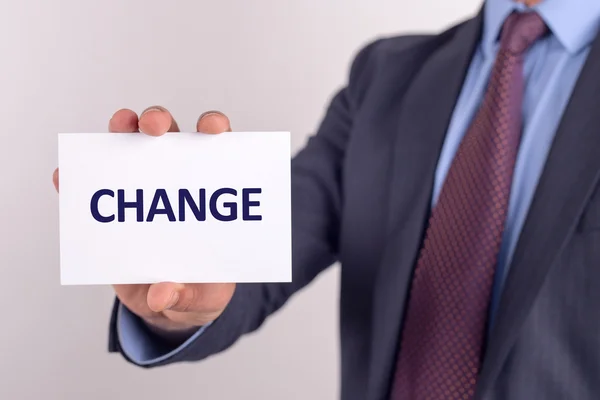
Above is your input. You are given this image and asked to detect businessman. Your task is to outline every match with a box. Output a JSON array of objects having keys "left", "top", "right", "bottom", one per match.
[{"left": 53, "top": 0, "right": 600, "bottom": 398}]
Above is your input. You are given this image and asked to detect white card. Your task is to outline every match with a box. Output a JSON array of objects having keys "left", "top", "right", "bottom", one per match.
[{"left": 58, "top": 132, "right": 291, "bottom": 285}]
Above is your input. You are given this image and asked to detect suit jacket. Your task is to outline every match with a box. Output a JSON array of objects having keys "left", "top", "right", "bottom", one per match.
[{"left": 109, "top": 11, "right": 600, "bottom": 400}]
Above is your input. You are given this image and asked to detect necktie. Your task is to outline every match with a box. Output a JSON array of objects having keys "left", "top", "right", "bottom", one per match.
[{"left": 391, "top": 12, "right": 548, "bottom": 400}]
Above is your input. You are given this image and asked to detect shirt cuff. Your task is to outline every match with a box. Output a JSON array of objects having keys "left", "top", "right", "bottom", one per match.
[{"left": 116, "top": 303, "right": 211, "bottom": 365}]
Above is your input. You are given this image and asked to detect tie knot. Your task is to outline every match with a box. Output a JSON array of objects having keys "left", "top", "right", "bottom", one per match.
[{"left": 500, "top": 12, "right": 548, "bottom": 55}]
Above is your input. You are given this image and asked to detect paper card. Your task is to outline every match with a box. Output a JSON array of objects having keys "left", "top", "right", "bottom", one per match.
[{"left": 58, "top": 132, "right": 291, "bottom": 285}]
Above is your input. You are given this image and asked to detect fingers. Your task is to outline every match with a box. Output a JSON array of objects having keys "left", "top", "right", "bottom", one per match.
[
  {"left": 108, "top": 106, "right": 180, "bottom": 137},
  {"left": 54, "top": 108, "right": 225, "bottom": 194},
  {"left": 108, "top": 107, "right": 227, "bottom": 137},
  {"left": 196, "top": 111, "right": 231, "bottom": 134},
  {"left": 108, "top": 108, "right": 139, "bottom": 133},
  {"left": 138, "top": 106, "right": 179, "bottom": 136}
]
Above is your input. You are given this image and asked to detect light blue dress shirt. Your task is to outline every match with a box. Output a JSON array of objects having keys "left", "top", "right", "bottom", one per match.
[{"left": 118, "top": 0, "right": 600, "bottom": 364}]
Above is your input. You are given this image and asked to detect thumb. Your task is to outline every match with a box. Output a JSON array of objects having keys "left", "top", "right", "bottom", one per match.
[
  {"left": 146, "top": 282, "right": 234, "bottom": 314},
  {"left": 53, "top": 168, "right": 59, "bottom": 192},
  {"left": 146, "top": 282, "right": 185, "bottom": 312}
]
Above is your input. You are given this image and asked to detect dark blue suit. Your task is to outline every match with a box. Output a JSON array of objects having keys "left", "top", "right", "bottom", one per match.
[{"left": 110, "top": 4, "right": 600, "bottom": 399}]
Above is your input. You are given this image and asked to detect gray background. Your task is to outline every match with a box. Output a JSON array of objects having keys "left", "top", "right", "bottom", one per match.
[{"left": 0, "top": 0, "right": 480, "bottom": 398}]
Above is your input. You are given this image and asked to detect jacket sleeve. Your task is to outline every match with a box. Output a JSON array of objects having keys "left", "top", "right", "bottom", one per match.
[{"left": 107, "top": 38, "right": 383, "bottom": 367}]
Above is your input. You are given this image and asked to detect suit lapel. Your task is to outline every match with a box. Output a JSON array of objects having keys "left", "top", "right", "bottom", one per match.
[
  {"left": 475, "top": 32, "right": 600, "bottom": 398},
  {"left": 366, "top": 14, "right": 483, "bottom": 400}
]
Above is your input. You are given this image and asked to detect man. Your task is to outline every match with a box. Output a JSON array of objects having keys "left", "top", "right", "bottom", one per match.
[{"left": 52, "top": 0, "right": 600, "bottom": 398}]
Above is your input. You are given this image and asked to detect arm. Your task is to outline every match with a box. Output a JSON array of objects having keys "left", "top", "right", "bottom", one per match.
[{"left": 109, "top": 38, "right": 382, "bottom": 367}]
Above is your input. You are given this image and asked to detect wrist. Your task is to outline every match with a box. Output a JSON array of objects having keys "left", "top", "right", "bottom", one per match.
[{"left": 141, "top": 318, "right": 203, "bottom": 348}]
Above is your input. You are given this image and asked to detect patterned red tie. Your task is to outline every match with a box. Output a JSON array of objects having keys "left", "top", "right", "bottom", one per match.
[{"left": 391, "top": 12, "right": 548, "bottom": 400}]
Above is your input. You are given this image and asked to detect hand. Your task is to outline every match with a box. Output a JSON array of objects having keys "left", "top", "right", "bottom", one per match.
[{"left": 53, "top": 106, "right": 236, "bottom": 333}]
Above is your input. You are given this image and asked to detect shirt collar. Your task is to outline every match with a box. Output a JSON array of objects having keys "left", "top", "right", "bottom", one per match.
[{"left": 482, "top": 0, "right": 600, "bottom": 55}]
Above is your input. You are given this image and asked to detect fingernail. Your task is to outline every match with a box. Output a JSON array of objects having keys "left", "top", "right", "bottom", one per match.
[
  {"left": 141, "top": 106, "right": 164, "bottom": 116},
  {"left": 199, "top": 110, "right": 225, "bottom": 121},
  {"left": 165, "top": 291, "right": 180, "bottom": 310}
]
